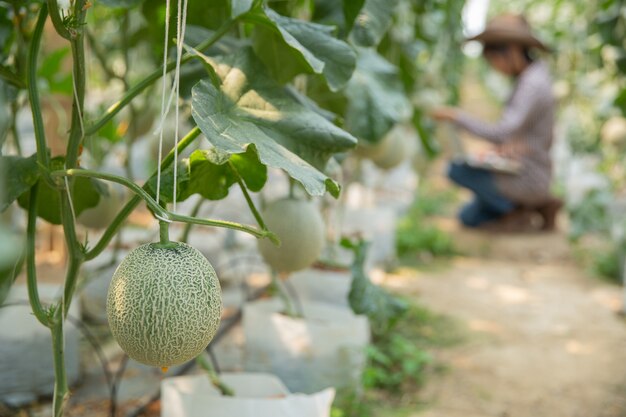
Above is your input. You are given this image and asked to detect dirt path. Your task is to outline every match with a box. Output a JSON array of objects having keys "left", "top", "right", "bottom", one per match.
[{"left": 384, "top": 224, "right": 626, "bottom": 417}]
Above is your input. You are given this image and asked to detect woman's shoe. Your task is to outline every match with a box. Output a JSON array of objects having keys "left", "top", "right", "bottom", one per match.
[
  {"left": 480, "top": 207, "right": 537, "bottom": 233},
  {"left": 535, "top": 198, "right": 563, "bottom": 231}
]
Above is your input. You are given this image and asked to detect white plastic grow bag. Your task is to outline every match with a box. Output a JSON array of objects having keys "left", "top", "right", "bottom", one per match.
[
  {"left": 243, "top": 298, "right": 370, "bottom": 394},
  {"left": 161, "top": 372, "right": 335, "bottom": 417},
  {"left": 286, "top": 268, "right": 352, "bottom": 308}
]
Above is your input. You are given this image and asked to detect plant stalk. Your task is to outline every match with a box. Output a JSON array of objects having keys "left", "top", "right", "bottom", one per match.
[
  {"left": 50, "top": 309, "right": 69, "bottom": 417},
  {"left": 271, "top": 270, "right": 297, "bottom": 318},
  {"left": 28, "top": 3, "right": 50, "bottom": 170},
  {"left": 26, "top": 183, "right": 49, "bottom": 327},
  {"left": 65, "top": 0, "right": 87, "bottom": 170},
  {"left": 230, "top": 162, "right": 268, "bottom": 230},
  {"left": 46, "top": 0, "right": 71, "bottom": 39}
]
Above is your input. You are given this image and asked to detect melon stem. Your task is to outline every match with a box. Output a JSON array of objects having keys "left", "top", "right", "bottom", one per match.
[
  {"left": 271, "top": 270, "right": 297, "bottom": 318},
  {"left": 159, "top": 220, "right": 171, "bottom": 245}
]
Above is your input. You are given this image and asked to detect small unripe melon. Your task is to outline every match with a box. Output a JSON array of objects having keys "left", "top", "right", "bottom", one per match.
[
  {"left": 369, "top": 124, "right": 410, "bottom": 170},
  {"left": 106, "top": 242, "right": 222, "bottom": 368},
  {"left": 258, "top": 198, "right": 325, "bottom": 273}
]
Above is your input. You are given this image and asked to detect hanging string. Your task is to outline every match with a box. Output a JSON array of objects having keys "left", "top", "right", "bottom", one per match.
[
  {"left": 155, "top": 0, "right": 188, "bottom": 214},
  {"left": 155, "top": 0, "right": 172, "bottom": 209},
  {"left": 172, "top": 0, "right": 189, "bottom": 213}
]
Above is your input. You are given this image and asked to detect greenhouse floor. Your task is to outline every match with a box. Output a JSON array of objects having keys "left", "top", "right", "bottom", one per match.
[{"left": 380, "top": 218, "right": 626, "bottom": 417}]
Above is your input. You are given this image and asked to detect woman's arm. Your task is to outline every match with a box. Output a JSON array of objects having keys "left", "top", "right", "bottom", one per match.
[
  {"left": 432, "top": 66, "right": 550, "bottom": 144},
  {"left": 458, "top": 73, "right": 549, "bottom": 143}
]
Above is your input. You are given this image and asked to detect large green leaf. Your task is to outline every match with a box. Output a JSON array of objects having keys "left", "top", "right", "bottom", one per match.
[
  {"left": 349, "top": 0, "right": 400, "bottom": 47},
  {"left": 17, "top": 158, "right": 104, "bottom": 225},
  {"left": 345, "top": 48, "right": 412, "bottom": 144},
  {"left": 190, "top": 48, "right": 356, "bottom": 197},
  {"left": 147, "top": 146, "right": 267, "bottom": 204},
  {"left": 0, "top": 225, "right": 23, "bottom": 306},
  {"left": 250, "top": 7, "right": 356, "bottom": 91},
  {"left": 0, "top": 154, "right": 40, "bottom": 212},
  {"left": 343, "top": 0, "right": 366, "bottom": 33},
  {"left": 231, "top": 0, "right": 255, "bottom": 18}
]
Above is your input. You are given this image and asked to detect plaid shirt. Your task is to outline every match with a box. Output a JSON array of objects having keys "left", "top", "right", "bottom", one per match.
[{"left": 454, "top": 61, "right": 555, "bottom": 206}]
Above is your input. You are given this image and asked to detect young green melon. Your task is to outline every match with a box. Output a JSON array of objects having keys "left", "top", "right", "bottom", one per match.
[
  {"left": 106, "top": 242, "right": 222, "bottom": 368},
  {"left": 369, "top": 124, "right": 410, "bottom": 170},
  {"left": 257, "top": 198, "right": 325, "bottom": 273}
]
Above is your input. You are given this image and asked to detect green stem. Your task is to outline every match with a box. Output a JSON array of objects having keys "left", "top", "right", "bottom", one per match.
[
  {"left": 59, "top": 191, "right": 83, "bottom": 317},
  {"left": 179, "top": 198, "right": 204, "bottom": 243},
  {"left": 26, "top": 183, "right": 49, "bottom": 327},
  {"left": 65, "top": 0, "right": 87, "bottom": 170},
  {"left": 159, "top": 220, "right": 171, "bottom": 245},
  {"left": 83, "top": 126, "right": 199, "bottom": 261},
  {"left": 230, "top": 162, "right": 267, "bottom": 230},
  {"left": 50, "top": 169, "right": 170, "bottom": 222},
  {"left": 50, "top": 309, "right": 69, "bottom": 417},
  {"left": 85, "top": 20, "right": 235, "bottom": 136},
  {"left": 49, "top": 168, "right": 279, "bottom": 244},
  {"left": 46, "top": 0, "right": 71, "bottom": 39},
  {"left": 271, "top": 270, "right": 297, "bottom": 318},
  {"left": 168, "top": 212, "right": 277, "bottom": 243},
  {"left": 196, "top": 353, "right": 235, "bottom": 396},
  {"left": 28, "top": 3, "right": 50, "bottom": 169}
]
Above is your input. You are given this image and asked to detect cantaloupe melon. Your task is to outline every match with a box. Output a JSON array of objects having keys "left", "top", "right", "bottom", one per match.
[
  {"left": 257, "top": 198, "right": 325, "bottom": 273},
  {"left": 106, "top": 242, "right": 222, "bottom": 367}
]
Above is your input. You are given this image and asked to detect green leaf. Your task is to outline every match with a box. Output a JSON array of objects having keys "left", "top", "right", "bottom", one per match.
[
  {"left": 345, "top": 48, "right": 412, "bottom": 144},
  {"left": 229, "top": 146, "right": 267, "bottom": 192},
  {"left": 190, "top": 47, "right": 356, "bottom": 197},
  {"left": 17, "top": 158, "right": 104, "bottom": 225},
  {"left": 147, "top": 146, "right": 267, "bottom": 203},
  {"left": 0, "top": 154, "right": 40, "bottom": 212},
  {"left": 99, "top": 0, "right": 145, "bottom": 8},
  {"left": 343, "top": 0, "right": 366, "bottom": 33},
  {"left": 250, "top": 7, "right": 356, "bottom": 91},
  {"left": 0, "top": 225, "right": 23, "bottom": 306},
  {"left": 349, "top": 0, "right": 400, "bottom": 47},
  {"left": 231, "top": 0, "right": 255, "bottom": 18}
]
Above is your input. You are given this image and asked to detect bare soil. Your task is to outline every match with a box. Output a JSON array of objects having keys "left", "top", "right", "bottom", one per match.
[{"left": 384, "top": 224, "right": 626, "bottom": 417}]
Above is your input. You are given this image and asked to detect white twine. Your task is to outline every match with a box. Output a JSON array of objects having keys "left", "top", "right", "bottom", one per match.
[
  {"left": 155, "top": 0, "right": 188, "bottom": 213},
  {"left": 172, "top": 0, "right": 189, "bottom": 212},
  {"left": 156, "top": 0, "right": 172, "bottom": 209}
]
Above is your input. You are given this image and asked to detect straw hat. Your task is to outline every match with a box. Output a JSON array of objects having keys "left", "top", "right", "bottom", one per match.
[{"left": 466, "top": 14, "right": 549, "bottom": 51}]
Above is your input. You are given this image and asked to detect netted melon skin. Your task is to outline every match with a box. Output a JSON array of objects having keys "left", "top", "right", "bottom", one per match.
[
  {"left": 106, "top": 242, "right": 222, "bottom": 367},
  {"left": 258, "top": 198, "right": 325, "bottom": 273}
]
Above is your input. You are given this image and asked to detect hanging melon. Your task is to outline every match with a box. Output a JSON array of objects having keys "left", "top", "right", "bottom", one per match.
[
  {"left": 257, "top": 198, "right": 325, "bottom": 273},
  {"left": 368, "top": 124, "right": 411, "bottom": 170},
  {"left": 106, "top": 242, "right": 222, "bottom": 368}
]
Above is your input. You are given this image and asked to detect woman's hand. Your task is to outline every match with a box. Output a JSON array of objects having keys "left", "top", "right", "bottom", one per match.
[{"left": 430, "top": 107, "right": 459, "bottom": 122}]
